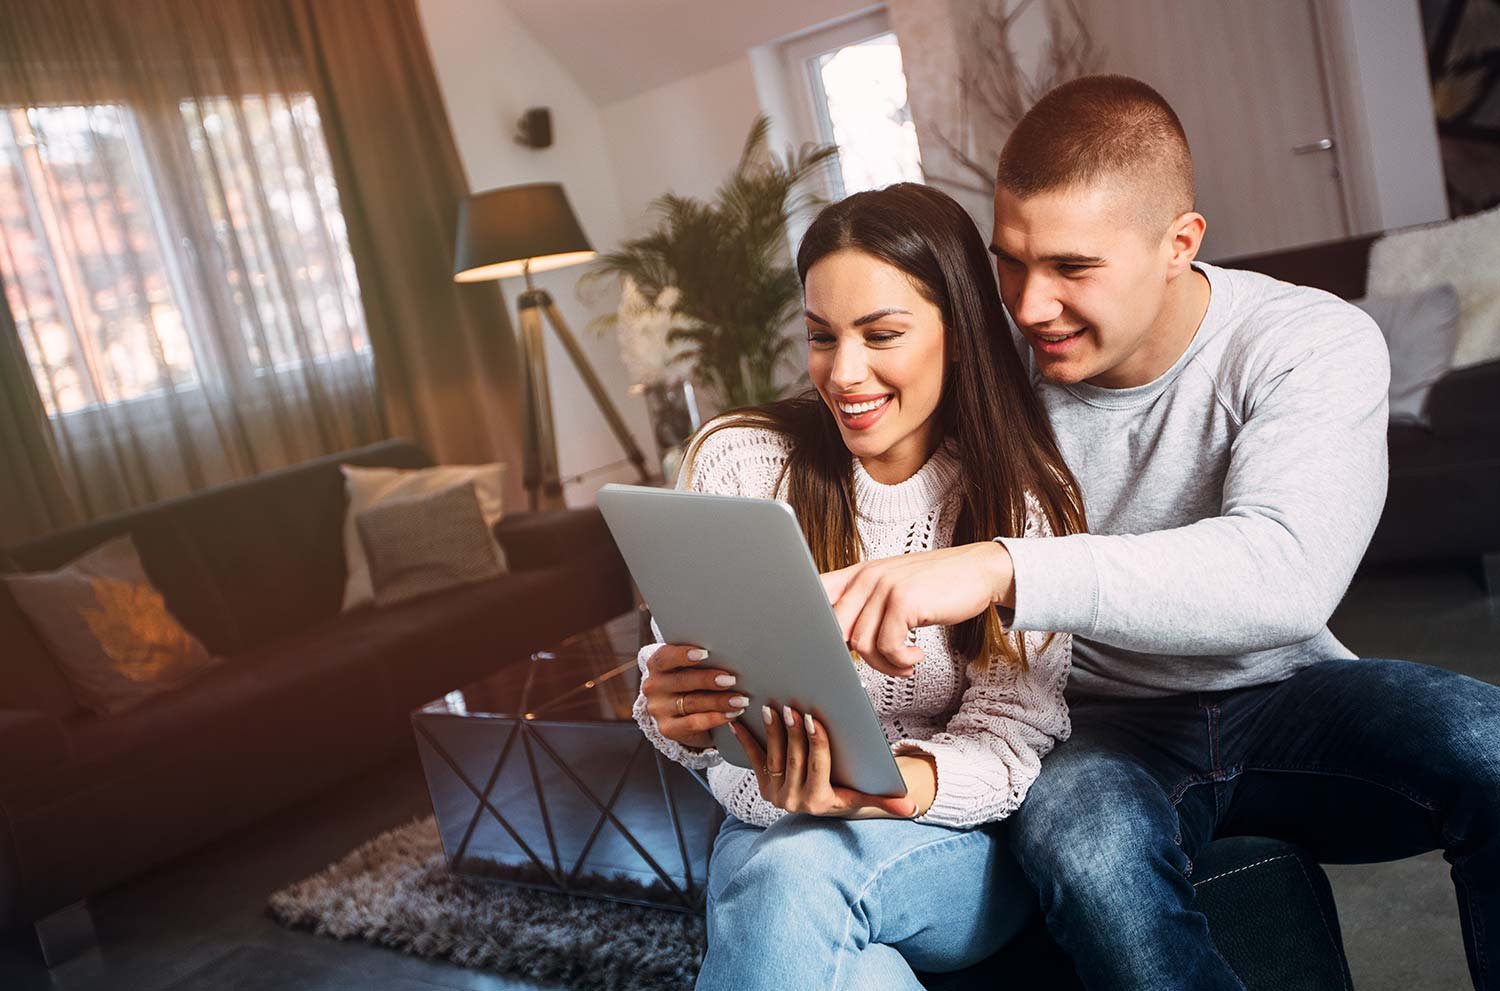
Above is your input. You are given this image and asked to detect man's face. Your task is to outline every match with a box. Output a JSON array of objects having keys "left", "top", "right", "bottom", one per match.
[{"left": 991, "top": 183, "right": 1175, "bottom": 388}]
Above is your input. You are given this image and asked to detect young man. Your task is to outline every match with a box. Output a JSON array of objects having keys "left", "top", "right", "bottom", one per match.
[{"left": 822, "top": 74, "right": 1500, "bottom": 989}]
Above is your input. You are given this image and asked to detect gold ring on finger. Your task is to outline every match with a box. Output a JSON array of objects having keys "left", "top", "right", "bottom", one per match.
[
  {"left": 768, "top": 767, "right": 786, "bottom": 778},
  {"left": 675, "top": 694, "right": 686, "bottom": 717}
]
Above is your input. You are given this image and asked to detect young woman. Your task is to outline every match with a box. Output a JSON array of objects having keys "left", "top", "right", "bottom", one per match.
[{"left": 633, "top": 183, "right": 1086, "bottom": 990}]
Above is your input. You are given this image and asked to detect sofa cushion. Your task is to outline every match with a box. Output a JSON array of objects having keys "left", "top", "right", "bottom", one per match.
[
  {"left": 3, "top": 535, "right": 223, "bottom": 715},
  {"left": 165, "top": 441, "right": 433, "bottom": 652},
  {"left": 1, "top": 621, "right": 403, "bottom": 924},
  {"left": 1426, "top": 359, "right": 1500, "bottom": 439},
  {"left": 372, "top": 560, "right": 634, "bottom": 709},
  {"left": 49, "top": 562, "right": 624, "bottom": 775},
  {"left": 494, "top": 508, "right": 618, "bottom": 573},
  {"left": 0, "top": 710, "right": 69, "bottom": 787},
  {"left": 55, "top": 607, "right": 398, "bottom": 774}
]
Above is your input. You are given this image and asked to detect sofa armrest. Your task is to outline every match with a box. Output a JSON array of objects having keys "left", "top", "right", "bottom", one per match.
[
  {"left": 493, "top": 508, "right": 621, "bottom": 573},
  {"left": 0, "top": 709, "right": 69, "bottom": 786},
  {"left": 1428, "top": 359, "right": 1500, "bottom": 438}
]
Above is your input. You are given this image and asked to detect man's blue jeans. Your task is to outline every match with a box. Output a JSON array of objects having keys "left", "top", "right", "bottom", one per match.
[
  {"left": 695, "top": 813, "right": 1034, "bottom": 990},
  {"left": 1009, "top": 658, "right": 1500, "bottom": 990}
]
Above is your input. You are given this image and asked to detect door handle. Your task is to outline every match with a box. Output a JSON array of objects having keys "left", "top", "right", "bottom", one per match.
[{"left": 1292, "top": 138, "right": 1335, "bottom": 154}]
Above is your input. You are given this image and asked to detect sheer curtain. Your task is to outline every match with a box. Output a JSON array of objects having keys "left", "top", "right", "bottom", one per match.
[{"left": 0, "top": 0, "right": 386, "bottom": 531}]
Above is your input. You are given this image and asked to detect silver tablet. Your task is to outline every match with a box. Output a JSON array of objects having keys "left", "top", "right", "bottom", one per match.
[{"left": 597, "top": 483, "right": 907, "bottom": 798}]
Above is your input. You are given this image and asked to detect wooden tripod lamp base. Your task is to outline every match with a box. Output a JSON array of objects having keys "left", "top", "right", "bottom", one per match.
[{"left": 454, "top": 183, "right": 656, "bottom": 511}]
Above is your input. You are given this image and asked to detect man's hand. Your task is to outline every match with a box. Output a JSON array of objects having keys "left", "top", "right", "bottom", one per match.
[{"left": 821, "top": 541, "right": 1016, "bottom": 677}]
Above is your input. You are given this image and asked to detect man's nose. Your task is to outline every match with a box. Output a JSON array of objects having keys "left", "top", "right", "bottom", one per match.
[{"left": 1011, "top": 274, "right": 1064, "bottom": 327}]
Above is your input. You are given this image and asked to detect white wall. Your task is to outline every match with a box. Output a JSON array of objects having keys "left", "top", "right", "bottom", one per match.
[
  {"left": 600, "top": 57, "right": 767, "bottom": 235},
  {"left": 417, "top": 0, "right": 657, "bottom": 507}
]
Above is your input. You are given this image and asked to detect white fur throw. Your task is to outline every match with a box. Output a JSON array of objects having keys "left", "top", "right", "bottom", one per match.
[{"left": 1368, "top": 204, "right": 1500, "bottom": 369}]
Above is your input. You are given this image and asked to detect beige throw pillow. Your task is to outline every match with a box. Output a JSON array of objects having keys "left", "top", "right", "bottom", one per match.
[
  {"left": 2, "top": 534, "right": 222, "bottom": 715},
  {"left": 340, "top": 462, "right": 507, "bottom": 612},
  {"left": 356, "top": 481, "right": 504, "bottom": 607}
]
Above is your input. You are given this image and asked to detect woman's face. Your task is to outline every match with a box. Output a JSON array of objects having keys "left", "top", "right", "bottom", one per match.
[{"left": 804, "top": 249, "right": 949, "bottom": 483}]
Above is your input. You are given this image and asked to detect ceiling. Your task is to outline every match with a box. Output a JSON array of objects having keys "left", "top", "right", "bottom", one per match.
[{"left": 501, "top": 0, "right": 881, "bottom": 104}]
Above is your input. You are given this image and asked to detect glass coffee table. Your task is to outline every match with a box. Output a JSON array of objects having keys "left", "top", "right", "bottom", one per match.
[{"left": 411, "top": 608, "right": 723, "bottom": 913}]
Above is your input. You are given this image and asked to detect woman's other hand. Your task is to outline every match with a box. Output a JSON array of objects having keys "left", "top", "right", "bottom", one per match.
[
  {"left": 642, "top": 644, "right": 749, "bottom": 750},
  {"left": 730, "top": 704, "right": 927, "bottom": 819}
]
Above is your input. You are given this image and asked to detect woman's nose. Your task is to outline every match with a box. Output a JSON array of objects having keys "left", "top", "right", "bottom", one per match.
[{"left": 829, "top": 343, "right": 868, "bottom": 389}]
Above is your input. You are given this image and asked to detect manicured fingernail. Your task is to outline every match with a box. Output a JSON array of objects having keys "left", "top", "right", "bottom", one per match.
[
  {"left": 714, "top": 674, "right": 737, "bottom": 688},
  {"left": 762, "top": 705, "right": 774, "bottom": 725},
  {"left": 782, "top": 706, "right": 796, "bottom": 727},
  {"left": 728, "top": 695, "right": 750, "bottom": 709},
  {"left": 686, "top": 648, "right": 710, "bottom": 662},
  {"left": 806, "top": 714, "right": 819, "bottom": 737},
  {"left": 726, "top": 708, "right": 744, "bottom": 720}
]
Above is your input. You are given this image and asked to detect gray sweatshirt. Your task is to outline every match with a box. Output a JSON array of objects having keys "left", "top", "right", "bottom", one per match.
[{"left": 998, "top": 262, "right": 1390, "bottom": 698}]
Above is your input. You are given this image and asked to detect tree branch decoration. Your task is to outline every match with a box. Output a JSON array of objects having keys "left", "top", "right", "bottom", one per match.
[{"left": 926, "top": 0, "right": 1102, "bottom": 199}]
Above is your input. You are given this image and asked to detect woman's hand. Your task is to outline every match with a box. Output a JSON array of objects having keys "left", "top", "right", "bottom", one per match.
[
  {"left": 642, "top": 644, "right": 749, "bottom": 750},
  {"left": 729, "top": 703, "right": 927, "bottom": 819}
]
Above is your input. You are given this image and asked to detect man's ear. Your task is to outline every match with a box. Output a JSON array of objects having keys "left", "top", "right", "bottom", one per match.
[{"left": 1164, "top": 211, "right": 1206, "bottom": 278}]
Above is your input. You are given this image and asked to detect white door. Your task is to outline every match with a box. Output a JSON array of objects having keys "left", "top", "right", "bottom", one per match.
[{"left": 1077, "top": 0, "right": 1352, "bottom": 259}]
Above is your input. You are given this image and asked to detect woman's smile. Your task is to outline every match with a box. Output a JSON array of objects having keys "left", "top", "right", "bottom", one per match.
[{"left": 833, "top": 392, "right": 894, "bottom": 431}]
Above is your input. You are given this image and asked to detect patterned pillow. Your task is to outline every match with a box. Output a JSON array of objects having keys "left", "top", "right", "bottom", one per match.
[
  {"left": 340, "top": 462, "right": 507, "bottom": 612},
  {"left": 1, "top": 534, "right": 222, "bottom": 714},
  {"left": 355, "top": 480, "right": 504, "bottom": 607}
]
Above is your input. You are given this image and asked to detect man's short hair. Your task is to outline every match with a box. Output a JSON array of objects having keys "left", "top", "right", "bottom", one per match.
[{"left": 997, "top": 74, "right": 1195, "bottom": 235}]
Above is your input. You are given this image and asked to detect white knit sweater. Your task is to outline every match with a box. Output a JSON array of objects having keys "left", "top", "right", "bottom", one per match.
[{"left": 632, "top": 423, "right": 1072, "bottom": 830}]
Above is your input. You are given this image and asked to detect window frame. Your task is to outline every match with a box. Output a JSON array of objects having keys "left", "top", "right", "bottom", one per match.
[{"left": 777, "top": 7, "right": 917, "bottom": 200}]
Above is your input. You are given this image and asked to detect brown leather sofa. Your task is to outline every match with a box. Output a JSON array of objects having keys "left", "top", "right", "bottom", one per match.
[
  {"left": 1222, "top": 234, "right": 1500, "bottom": 584},
  {"left": 0, "top": 439, "right": 633, "bottom": 951}
]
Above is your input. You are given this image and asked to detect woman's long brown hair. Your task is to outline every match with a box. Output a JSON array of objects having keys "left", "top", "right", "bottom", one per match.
[{"left": 685, "top": 183, "right": 1086, "bottom": 668}]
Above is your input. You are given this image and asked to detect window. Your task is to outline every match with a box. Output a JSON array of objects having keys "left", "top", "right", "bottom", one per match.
[
  {"left": 182, "top": 95, "right": 368, "bottom": 374},
  {"left": 1, "top": 105, "right": 200, "bottom": 415},
  {"left": 781, "top": 10, "right": 924, "bottom": 200},
  {"left": 0, "top": 92, "right": 369, "bottom": 419}
]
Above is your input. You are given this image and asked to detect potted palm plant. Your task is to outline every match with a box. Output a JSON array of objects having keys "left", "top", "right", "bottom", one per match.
[{"left": 590, "top": 116, "right": 838, "bottom": 410}]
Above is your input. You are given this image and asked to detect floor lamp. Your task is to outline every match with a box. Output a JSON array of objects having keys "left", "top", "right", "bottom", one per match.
[{"left": 453, "top": 183, "right": 654, "bottom": 511}]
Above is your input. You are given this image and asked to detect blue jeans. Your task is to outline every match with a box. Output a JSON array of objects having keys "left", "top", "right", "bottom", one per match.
[
  {"left": 1009, "top": 658, "right": 1500, "bottom": 990},
  {"left": 696, "top": 813, "right": 1034, "bottom": 991}
]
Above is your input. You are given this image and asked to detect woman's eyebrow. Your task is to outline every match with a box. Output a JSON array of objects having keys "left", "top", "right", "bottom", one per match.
[
  {"left": 854, "top": 308, "right": 912, "bottom": 326},
  {"left": 804, "top": 307, "right": 912, "bottom": 326}
]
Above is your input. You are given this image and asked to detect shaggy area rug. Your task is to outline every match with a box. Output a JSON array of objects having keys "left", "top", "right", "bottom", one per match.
[{"left": 268, "top": 816, "right": 706, "bottom": 991}]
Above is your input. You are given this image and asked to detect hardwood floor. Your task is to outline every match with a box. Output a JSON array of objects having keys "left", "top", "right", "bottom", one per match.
[{"left": 2, "top": 562, "right": 1495, "bottom": 991}]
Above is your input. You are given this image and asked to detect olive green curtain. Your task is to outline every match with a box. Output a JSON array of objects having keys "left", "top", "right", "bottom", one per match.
[{"left": 0, "top": 0, "right": 525, "bottom": 543}]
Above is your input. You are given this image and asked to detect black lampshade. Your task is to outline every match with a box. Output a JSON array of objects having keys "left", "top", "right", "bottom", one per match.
[{"left": 452, "top": 183, "right": 595, "bottom": 283}]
